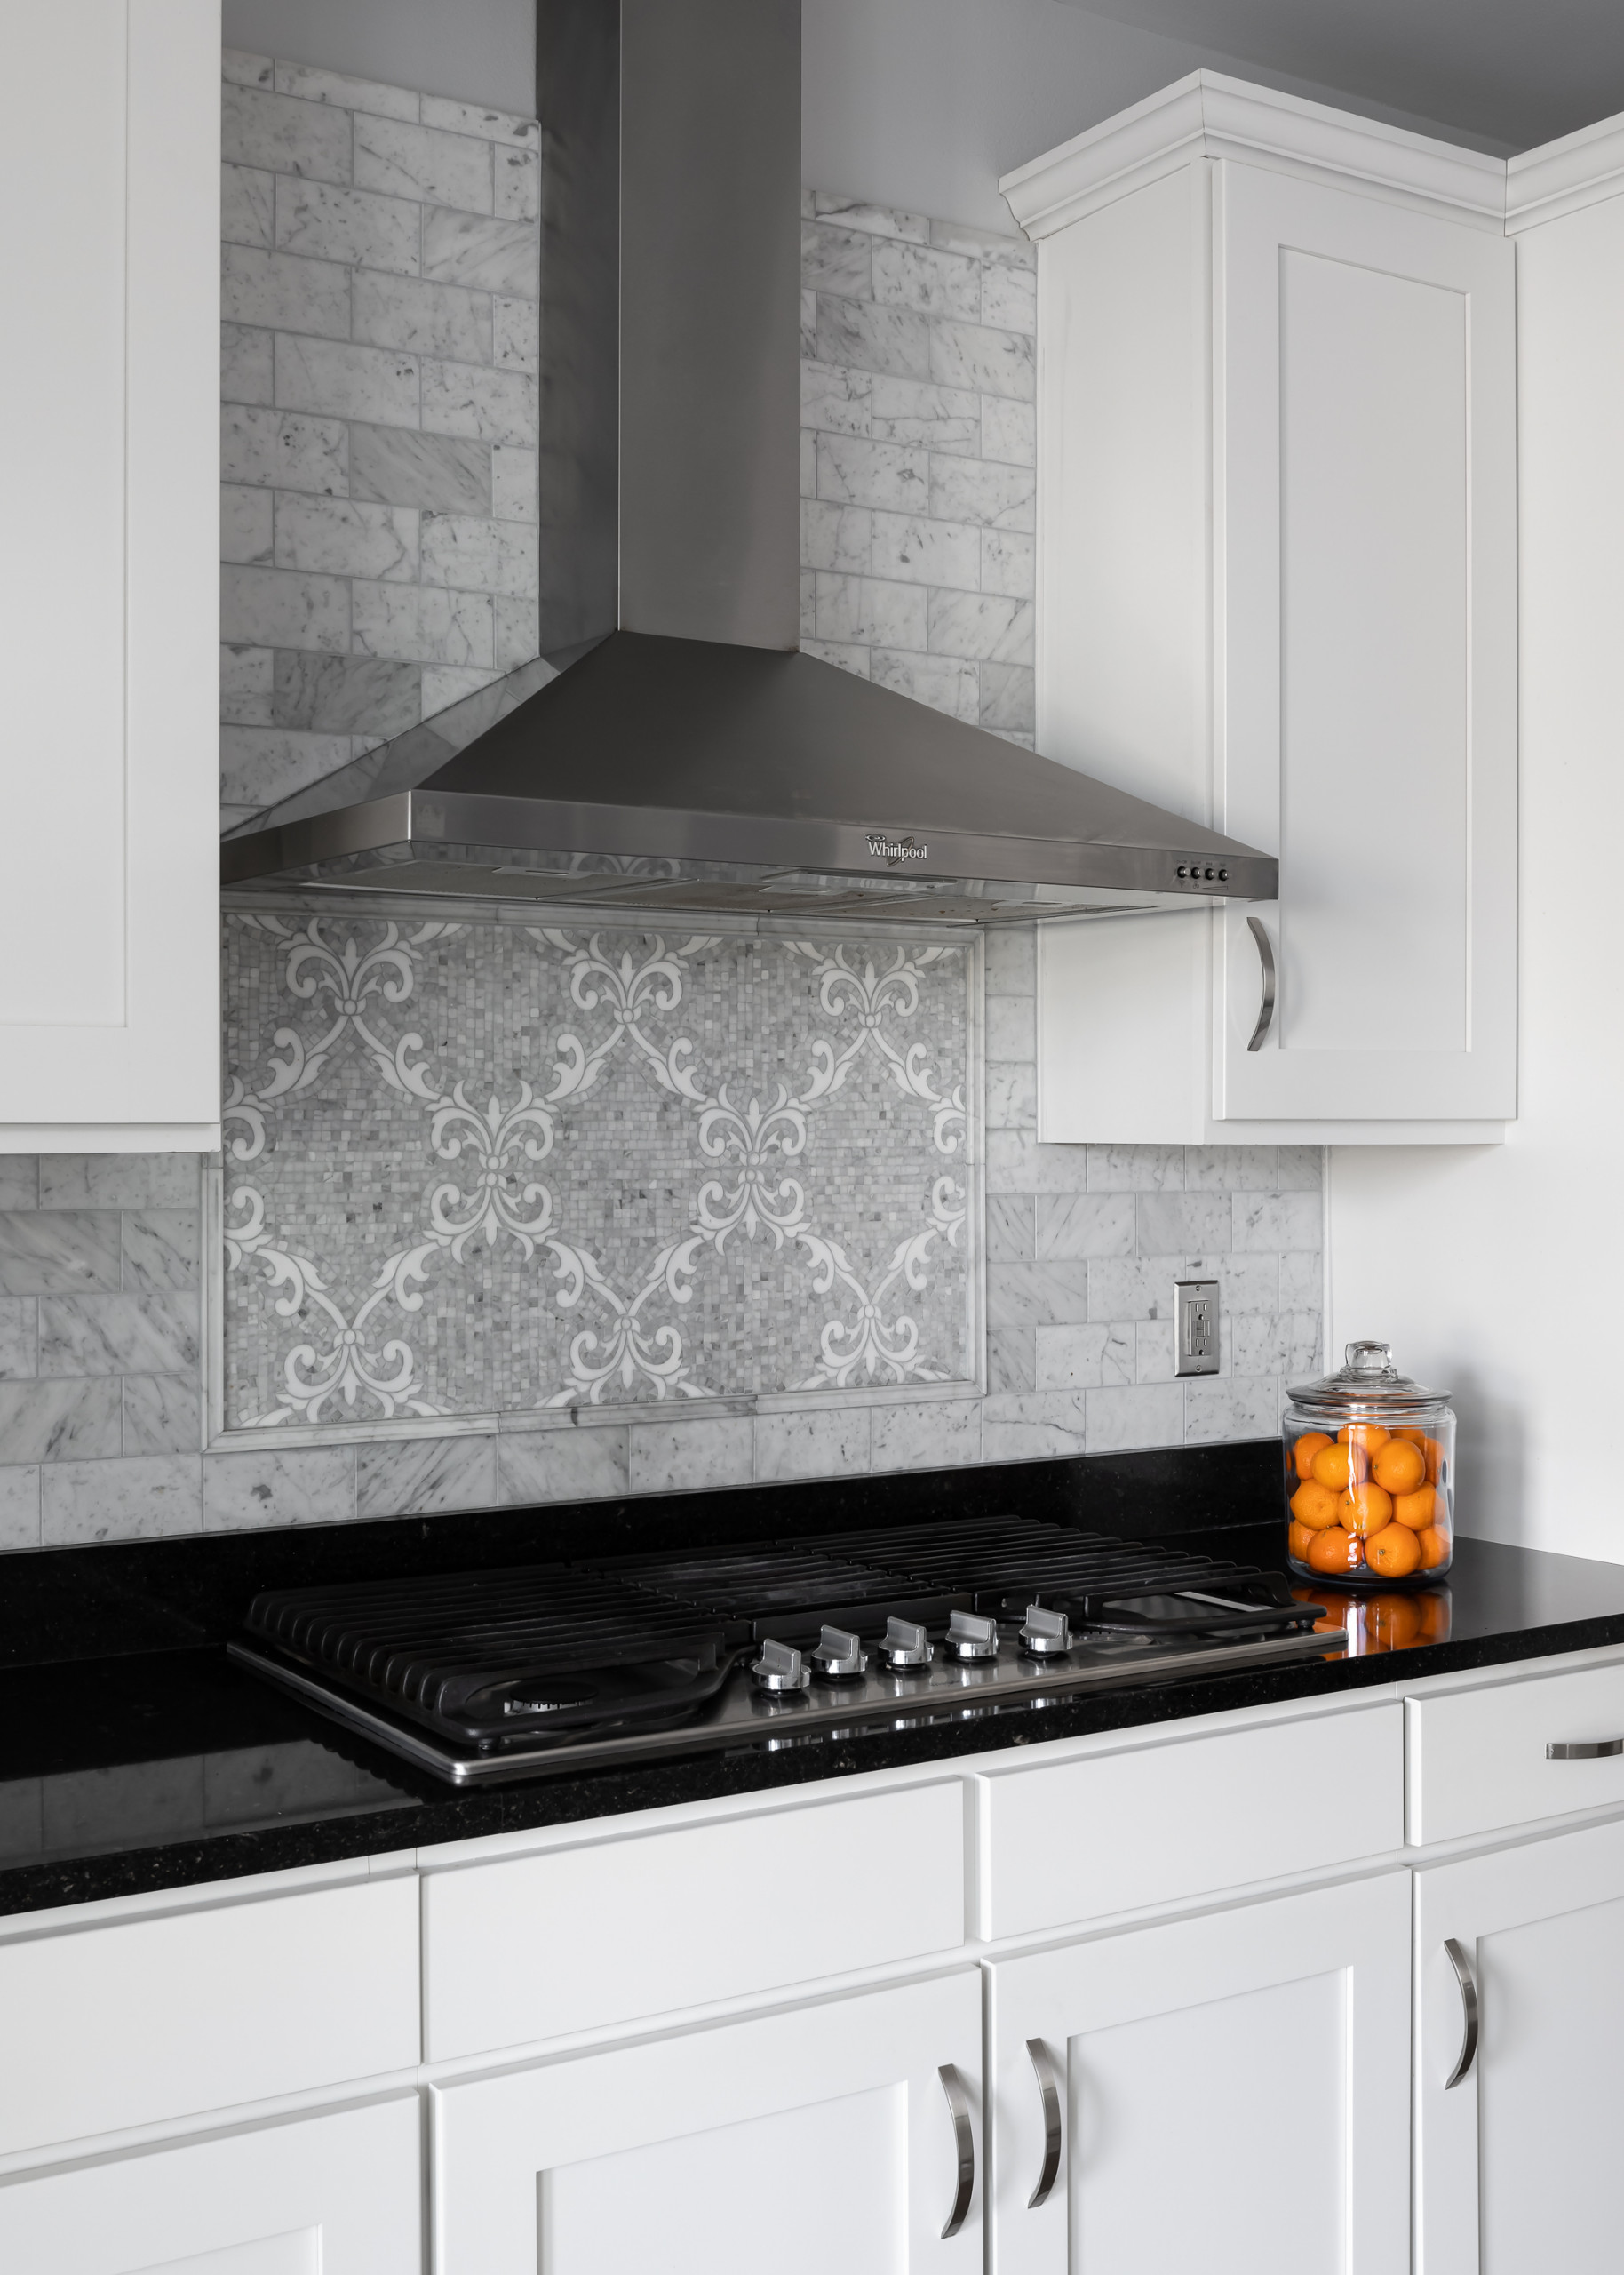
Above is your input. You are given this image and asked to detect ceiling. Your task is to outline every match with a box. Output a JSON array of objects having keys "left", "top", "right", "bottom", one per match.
[{"left": 1066, "top": 0, "right": 1624, "bottom": 152}]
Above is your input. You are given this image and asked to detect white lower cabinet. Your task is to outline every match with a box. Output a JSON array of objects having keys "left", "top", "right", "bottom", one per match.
[
  {"left": 1415, "top": 1813, "right": 1624, "bottom": 2275},
  {"left": 432, "top": 1968, "right": 983, "bottom": 2275},
  {"left": 986, "top": 1872, "right": 1413, "bottom": 2274},
  {"left": 0, "top": 2094, "right": 420, "bottom": 2275}
]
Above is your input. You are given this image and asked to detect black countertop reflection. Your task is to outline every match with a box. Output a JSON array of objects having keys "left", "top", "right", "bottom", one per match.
[{"left": 4, "top": 1445, "right": 1624, "bottom": 1918}]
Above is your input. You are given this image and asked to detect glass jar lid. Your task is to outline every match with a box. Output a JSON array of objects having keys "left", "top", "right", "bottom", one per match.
[{"left": 1286, "top": 1339, "right": 1447, "bottom": 1418}]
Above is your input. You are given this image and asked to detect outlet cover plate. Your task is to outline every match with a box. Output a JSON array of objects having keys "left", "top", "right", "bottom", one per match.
[{"left": 1174, "top": 1278, "right": 1220, "bottom": 1377}]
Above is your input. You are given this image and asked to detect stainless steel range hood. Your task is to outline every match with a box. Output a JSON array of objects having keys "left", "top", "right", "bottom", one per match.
[{"left": 221, "top": 0, "right": 1277, "bottom": 926}]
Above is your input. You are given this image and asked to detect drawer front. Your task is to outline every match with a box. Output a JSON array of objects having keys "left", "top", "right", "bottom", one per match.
[
  {"left": 1407, "top": 1658, "right": 1624, "bottom": 1845},
  {"left": 0, "top": 1876, "right": 419, "bottom": 2159},
  {"left": 978, "top": 1702, "right": 1403, "bottom": 1939},
  {"left": 423, "top": 1781, "right": 965, "bottom": 2059}
]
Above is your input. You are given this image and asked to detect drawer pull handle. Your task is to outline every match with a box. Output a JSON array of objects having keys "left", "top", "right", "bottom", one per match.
[
  {"left": 937, "top": 2063, "right": 975, "bottom": 2239},
  {"left": 1025, "top": 2038, "right": 1063, "bottom": 2208},
  {"left": 1443, "top": 1938, "right": 1479, "bottom": 2090},
  {"left": 1246, "top": 916, "right": 1277, "bottom": 1051},
  {"left": 1548, "top": 1738, "right": 1624, "bottom": 1758}
]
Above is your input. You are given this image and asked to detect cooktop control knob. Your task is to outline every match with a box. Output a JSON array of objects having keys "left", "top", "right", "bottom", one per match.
[
  {"left": 943, "top": 1609, "right": 1000, "bottom": 1664},
  {"left": 1019, "top": 1603, "right": 1071, "bottom": 1658},
  {"left": 808, "top": 1624, "right": 868, "bottom": 1681},
  {"left": 878, "top": 1616, "right": 934, "bottom": 1672},
  {"left": 751, "top": 1638, "right": 811, "bottom": 1694}
]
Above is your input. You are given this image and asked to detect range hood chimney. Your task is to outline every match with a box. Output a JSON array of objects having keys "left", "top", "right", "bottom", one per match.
[{"left": 221, "top": 0, "right": 1278, "bottom": 926}]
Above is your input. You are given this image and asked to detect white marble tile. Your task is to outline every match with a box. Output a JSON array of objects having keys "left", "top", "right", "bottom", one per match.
[
  {"left": 985, "top": 994, "right": 1035, "bottom": 1059},
  {"left": 275, "top": 336, "right": 420, "bottom": 427},
  {"left": 929, "top": 218, "right": 1034, "bottom": 267},
  {"left": 982, "top": 1390, "right": 1088, "bottom": 1461},
  {"left": 222, "top": 84, "right": 353, "bottom": 186},
  {"left": 275, "top": 178, "right": 420, "bottom": 275},
  {"left": 755, "top": 1406, "right": 871, "bottom": 1483},
  {"left": 988, "top": 1328, "right": 1036, "bottom": 1394},
  {"left": 984, "top": 925, "right": 1035, "bottom": 994},
  {"left": 0, "top": 1378, "right": 121, "bottom": 1463},
  {"left": 1033, "top": 1193, "right": 1135, "bottom": 1260},
  {"left": 872, "top": 511, "right": 978, "bottom": 590},
  {"left": 980, "top": 663, "right": 1035, "bottom": 734},
  {"left": 816, "top": 433, "right": 927, "bottom": 513},
  {"left": 985, "top": 1130, "right": 1080, "bottom": 1195},
  {"left": 495, "top": 146, "right": 539, "bottom": 222},
  {"left": 815, "top": 296, "right": 931, "bottom": 383},
  {"left": 800, "top": 427, "right": 816, "bottom": 499},
  {"left": 354, "top": 271, "right": 491, "bottom": 363},
  {"left": 0, "top": 1299, "right": 35, "bottom": 1382},
  {"left": 493, "top": 296, "right": 539, "bottom": 371},
  {"left": 872, "top": 1398, "right": 982, "bottom": 1473},
  {"left": 352, "top": 581, "right": 494, "bottom": 666},
  {"left": 813, "top": 194, "right": 929, "bottom": 243},
  {"left": 420, "top": 359, "right": 537, "bottom": 444},
  {"left": 493, "top": 595, "right": 538, "bottom": 669},
  {"left": 490, "top": 445, "right": 537, "bottom": 523},
  {"left": 869, "top": 374, "right": 980, "bottom": 457},
  {"left": 927, "top": 591, "right": 1032, "bottom": 663},
  {"left": 1136, "top": 1191, "right": 1232, "bottom": 1256},
  {"left": 221, "top": 564, "right": 350, "bottom": 653},
  {"left": 40, "top": 1155, "right": 196, "bottom": 1212},
  {"left": 350, "top": 423, "right": 490, "bottom": 513},
  {"left": 420, "top": 513, "right": 538, "bottom": 597},
  {"left": 986, "top": 1264, "right": 1089, "bottom": 1329},
  {"left": 222, "top": 244, "right": 350, "bottom": 340},
  {"left": 275, "top": 60, "right": 420, "bottom": 123},
  {"left": 986, "top": 1195, "right": 1034, "bottom": 1262},
  {"left": 800, "top": 570, "right": 817, "bottom": 639},
  {"left": 1278, "top": 1250, "right": 1324, "bottom": 1309},
  {"left": 1184, "top": 1145, "right": 1278, "bottom": 1191},
  {"left": 355, "top": 115, "right": 492, "bottom": 213},
  {"left": 1234, "top": 1191, "right": 1323, "bottom": 1253},
  {"left": 123, "top": 1377, "right": 203, "bottom": 1457},
  {"left": 1135, "top": 1317, "right": 1175, "bottom": 1383},
  {"left": 979, "top": 530, "right": 1035, "bottom": 601},
  {"left": 0, "top": 1465, "right": 40, "bottom": 1551},
  {"left": 38, "top": 1294, "right": 197, "bottom": 1378},
  {"left": 221, "top": 483, "right": 273, "bottom": 567},
  {"left": 497, "top": 1424, "right": 629, "bottom": 1505},
  {"left": 222, "top": 405, "right": 347, "bottom": 494},
  {"left": 0, "top": 1211, "right": 121, "bottom": 1293},
  {"left": 870, "top": 649, "right": 978, "bottom": 722},
  {"left": 222, "top": 50, "right": 274, "bottom": 91},
  {"left": 801, "top": 360, "right": 873, "bottom": 438},
  {"left": 815, "top": 572, "right": 927, "bottom": 651},
  {"left": 203, "top": 1446, "right": 355, "bottom": 1530},
  {"left": 1183, "top": 1374, "right": 1281, "bottom": 1444},
  {"left": 1084, "top": 1255, "right": 1180, "bottom": 1322},
  {"left": 800, "top": 638, "right": 870, "bottom": 675},
  {"left": 420, "top": 97, "right": 538, "bottom": 147},
  {"left": 929, "top": 453, "right": 1036, "bottom": 531},
  {"left": 1036, "top": 1321, "right": 1134, "bottom": 1390},
  {"left": 356, "top": 1433, "right": 498, "bottom": 1518},
  {"left": 422, "top": 664, "right": 502, "bottom": 712},
  {"left": 1087, "top": 1144, "right": 1185, "bottom": 1192},
  {"left": 1275, "top": 1145, "right": 1325, "bottom": 1191},
  {"left": 1214, "top": 1253, "right": 1281, "bottom": 1314},
  {"left": 275, "top": 492, "right": 419, "bottom": 581},
  {"left": 219, "top": 727, "right": 354, "bottom": 810},
  {"left": 801, "top": 222, "right": 872, "bottom": 298},
  {"left": 801, "top": 499, "right": 872, "bottom": 576},
  {"left": 222, "top": 163, "right": 274, "bottom": 249},
  {"left": 981, "top": 261, "right": 1037, "bottom": 334},
  {"left": 627, "top": 1417, "right": 754, "bottom": 1495},
  {"left": 872, "top": 239, "right": 980, "bottom": 323},
  {"left": 422, "top": 210, "right": 538, "bottom": 297},
  {"left": 1085, "top": 1381, "right": 1184, "bottom": 1451},
  {"left": 981, "top": 395, "right": 1035, "bottom": 467},
  {"left": 221, "top": 323, "right": 275, "bottom": 408},
  {"left": 929, "top": 318, "right": 1035, "bottom": 402},
  {"left": 270, "top": 651, "right": 421, "bottom": 735}
]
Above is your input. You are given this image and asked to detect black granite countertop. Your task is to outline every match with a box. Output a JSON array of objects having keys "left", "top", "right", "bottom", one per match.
[{"left": 4, "top": 1442, "right": 1624, "bottom": 1919}]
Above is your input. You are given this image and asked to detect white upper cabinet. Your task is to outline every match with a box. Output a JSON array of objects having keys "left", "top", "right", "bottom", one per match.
[
  {"left": 1003, "top": 76, "right": 1517, "bottom": 1143},
  {"left": 0, "top": 0, "right": 219, "bottom": 1151}
]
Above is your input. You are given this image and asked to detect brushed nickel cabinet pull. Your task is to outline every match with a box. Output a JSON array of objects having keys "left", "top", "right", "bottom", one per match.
[
  {"left": 1443, "top": 1938, "right": 1479, "bottom": 2090},
  {"left": 1246, "top": 915, "right": 1277, "bottom": 1052},
  {"left": 937, "top": 2063, "right": 975, "bottom": 2239},
  {"left": 1548, "top": 1737, "right": 1624, "bottom": 1758},
  {"left": 1025, "top": 2038, "right": 1063, "bottom": 2208}
]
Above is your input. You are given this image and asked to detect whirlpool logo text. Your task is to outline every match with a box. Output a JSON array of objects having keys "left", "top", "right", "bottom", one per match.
[{"left": 868, "top": 834, "right": 927, "bottom": 865}]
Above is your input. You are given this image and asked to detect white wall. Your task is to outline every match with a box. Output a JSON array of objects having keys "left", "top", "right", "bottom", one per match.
[
  {"left": 221, "top": 0, "right": 532, "bottom": 111},
  {"left": 1326, "top": 187, "right": 1624, "bottom": 1561},
  {"left": 802, "top": 0, "right": 1501, "bottom": 236}
]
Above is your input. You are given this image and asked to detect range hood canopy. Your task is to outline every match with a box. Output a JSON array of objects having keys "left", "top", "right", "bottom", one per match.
[{"left": 222, "top": 0, "right": 1278, "bottom": 927}]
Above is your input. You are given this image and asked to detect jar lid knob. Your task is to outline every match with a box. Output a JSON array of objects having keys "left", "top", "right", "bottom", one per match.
[{"left": 1345, "top": 1340, "right": 1392, "bottom": 1374}]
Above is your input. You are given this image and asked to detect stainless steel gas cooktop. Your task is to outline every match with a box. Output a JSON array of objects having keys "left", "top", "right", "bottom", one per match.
[{"left": 228, "top": 1517, "right": 1342, "bottom": 1785}]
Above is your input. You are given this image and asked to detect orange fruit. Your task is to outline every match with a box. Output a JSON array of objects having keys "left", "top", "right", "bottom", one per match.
[
  {"left": 1288, "top": 1520, "right": 1317, "bottom": 1562},
  {"left": 1417, "top": 1524, "right": 1451, "bottom": 1569},
  {"left": 1340, "top": 1420, "right": 1389, "bottom": 1459},
  {"left": 1372, "top": 1438, "right": 1426, "bottom": 1495},
  {"left": 1308, "top": 1526, "right": 1365, "bottom": 1574},
  {"left": 1293, "top": 1431, "right": 1332, "bottom": 1481},
  {"left": 1416, "top": 1591, "right": 1452, "bottom": 1642},
  {"left": 1310, "top": 1441, "right": 1354, "bottom": 1492},
  {"left": 1392, "top": 1426, "right": 1445, "bottom": 1481},
  {"left": 1365, "top": 1524, "right": 1421, "bottom": 1578},
  {"left": 1290, "top": 1479, "right": 1340, "bottom": 1530},
  {"left": 1392, "top": 1485, "right": 1436, "bottom": 1531},
  {"left": 1365, "top": 1593, "right": 1422, "bottom": 1651},
  {"left": 1345, "top": 1481, "right": 1394, "bottom": 1537}
]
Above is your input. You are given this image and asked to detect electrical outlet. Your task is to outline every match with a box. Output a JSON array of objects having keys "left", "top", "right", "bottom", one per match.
[{"left": 1174, "top": 1279, "right": 1220, "bottom": 1377}]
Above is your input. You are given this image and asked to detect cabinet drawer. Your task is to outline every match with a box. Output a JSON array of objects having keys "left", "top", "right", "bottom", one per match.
[
  {"left": 977, "top": 1703, "right": 1402, "bottom": 1938},
  {"left": 1407, "top": 1658, "right": 1624, "bottom": 1845},
  {"left": 423, "top": 1782, "right": 965, "bottom": 2059},
  {"left": 0, "top": 1876, "right": 419, "bottom": 2159}
]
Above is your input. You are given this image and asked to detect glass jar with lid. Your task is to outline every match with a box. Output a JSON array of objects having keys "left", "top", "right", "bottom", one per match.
[{"left": 1283, "top": 1340, "right": 1453, "bottom": 1585}]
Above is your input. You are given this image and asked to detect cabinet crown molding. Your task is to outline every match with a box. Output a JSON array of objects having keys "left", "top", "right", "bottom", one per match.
[
  {"left": 999, "top": 68, "right": 1509, "bottom": 239},
  {"left": 1506, "top": 112, "right": 1624, "bottom": 231}
]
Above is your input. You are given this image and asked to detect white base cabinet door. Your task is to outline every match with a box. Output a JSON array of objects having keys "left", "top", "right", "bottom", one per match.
[
  {"left": 433, "top": 1970, "right": 983, "bottom": 2275},
  {"left": 1415, "top": 1814, "right": 1624, "bottom": 2275},
  {"left": 986, "top": 1872, "right": 1413, "bottom": 2275},
  {"left": 0, "top": 2095, "right": 420, "bottom": 2275}
]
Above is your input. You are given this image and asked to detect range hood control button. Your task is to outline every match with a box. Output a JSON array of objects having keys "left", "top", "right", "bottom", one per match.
[
  {"left": 878, "top": 1616, "right": 934, "bottom": 1671},
  {"left": 751, "top": 1639, "right": 811, "bottom": 1694},
  {"left": 808, "top": 1624, "right": 868, "bottom": 1681},
  {"left": 944, "top": 1609, "right": 1000, "bottom": 1663},
  {"left": 1019, "top": 1603, "right": 1071, "bottom": 1658}
]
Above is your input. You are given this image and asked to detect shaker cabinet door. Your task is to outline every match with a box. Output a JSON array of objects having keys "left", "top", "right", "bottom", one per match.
[
  {"left": 433, "top": 1969, "right": 983, "bottom": 2275},
  {"left": 1415, "top": 1815, "right": 1624, "bottom": 2275},
  {"left": 986, "top": 1872, "right": 1412, "bottom": 2275},
  {"left": 1213, "top": 162, "right": 1517, "bottom": 1123}
]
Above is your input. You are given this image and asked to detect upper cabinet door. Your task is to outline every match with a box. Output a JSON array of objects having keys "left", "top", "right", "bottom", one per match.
[
  {"left": 1214, "top": 163, "right": 1517, "bottom": 1122},
  {"left": 0, "top": 0, "right": 219, "bottom": 1149}
]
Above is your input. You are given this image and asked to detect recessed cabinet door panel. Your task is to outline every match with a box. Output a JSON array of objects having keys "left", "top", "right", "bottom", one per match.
[
  {"left": 1415, "top": 1816, "right": 1624, "bottom": 2275},
  {"left": 1214, "top": 162, "right": 1516, "bottom": 1122},
  {"left": 434, "top": 1970, "right": 982, "bottom": 2275},
  {"left": 987, "top": 1872, "right": 1412, "bottom": 2274}
]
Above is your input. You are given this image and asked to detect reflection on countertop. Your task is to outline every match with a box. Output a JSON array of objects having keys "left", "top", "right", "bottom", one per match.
[{"left": 1294, "top": 1584, "right": 1453, "bottom": 1656}]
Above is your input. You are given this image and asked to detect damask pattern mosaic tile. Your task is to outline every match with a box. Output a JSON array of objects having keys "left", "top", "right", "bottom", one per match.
[{"left": 221, "top": 913, "right": 975, "bottom": 1426}]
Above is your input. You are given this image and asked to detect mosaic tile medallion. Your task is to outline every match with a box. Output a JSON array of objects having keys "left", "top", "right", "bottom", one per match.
[{"left": 220, "top": 912, "right": 977, "bottom": 1427}]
